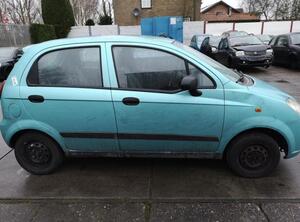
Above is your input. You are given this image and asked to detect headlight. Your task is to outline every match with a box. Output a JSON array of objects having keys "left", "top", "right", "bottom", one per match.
[
  {"left": 287, "top": 98, "right": 300, "bottom": 114},
  {"left": 235, "top": 51, "right": 245, "bottom": 57},
  {"left": 266, "top": 49, "right": 273, "bottom": 54}
]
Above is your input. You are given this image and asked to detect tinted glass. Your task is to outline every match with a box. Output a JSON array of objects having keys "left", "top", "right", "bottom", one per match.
[
  {"left": 28, "top": 47, "right": 102, "bottom": 88},
  {"left": 188, "top": 63, "right": 214, "bottom": 88},
  {"left": 113, "top": 47, "right": 187, "bottom": 91},
  {"left": 276, "top": 36, "right": 289, "bottom": 46}
]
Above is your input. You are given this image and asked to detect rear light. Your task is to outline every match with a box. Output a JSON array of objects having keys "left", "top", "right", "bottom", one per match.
[{"left": 0, "top": 81, "right": 6, "bottom": 97}]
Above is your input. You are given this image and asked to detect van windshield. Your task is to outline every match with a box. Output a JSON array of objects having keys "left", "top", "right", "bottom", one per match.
[{"left": 173, "top": 41, "right": 241, "bottom": 82}]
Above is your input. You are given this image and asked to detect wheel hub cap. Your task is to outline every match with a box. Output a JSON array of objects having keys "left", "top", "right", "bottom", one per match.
[
  {"left": 240, "top": 145, "right": 269, "bottom": 169},
  {"left": 25, "top": 142, "right": 51, "bottom": 164}
]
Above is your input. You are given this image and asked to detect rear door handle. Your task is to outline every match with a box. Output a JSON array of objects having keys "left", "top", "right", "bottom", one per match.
[
  {"left": 122, "top": 97, "right": 140, "bottom": 106},
  {"left": 28, "top": 95, "right": 44, "bottom": 103}
]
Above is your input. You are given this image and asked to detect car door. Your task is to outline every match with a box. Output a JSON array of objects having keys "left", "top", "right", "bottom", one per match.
[
  {"left": 273, "top": 35, "right": 290, "bottom": 65},
  {"left": 215, "top": 38, "right": 229, "bottom": 66},
  {"left": 20, "top": 44, "right": 119, "bottom": 153},
  {"left": 107, "top": 43, "right": 224, "bottom": 154}
]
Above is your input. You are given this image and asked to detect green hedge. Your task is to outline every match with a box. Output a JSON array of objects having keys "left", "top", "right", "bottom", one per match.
[
  {"left": 54, "top": 25, "right": 71, "bottom": 38},
  {"left": 42, "top": 0, "right": 75, "bottom": 28},
  {"left": 30, "top": 24, "right": 57, "bottom": 44}
]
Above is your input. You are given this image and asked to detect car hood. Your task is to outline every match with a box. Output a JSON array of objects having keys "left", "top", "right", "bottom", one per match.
[
  {"left": 233, "top": 45, "right": 269, "bottom": 51},
  {"left": 249, "top": 76, "right": 291, "bottom": 102}
]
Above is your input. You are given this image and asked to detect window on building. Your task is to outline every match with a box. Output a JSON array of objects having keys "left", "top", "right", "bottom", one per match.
[
  {"left": 216, "top": 12, "right": 223, "bottom": 16},
  {"left": 228, "top": 7, "right": 232, "bottom": 16},
  {"left": 141, "top": 0, "right": 151, "bottom": 9}
]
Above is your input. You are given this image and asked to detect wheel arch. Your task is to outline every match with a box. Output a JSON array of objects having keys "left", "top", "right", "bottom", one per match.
[
  {"left": 9, "top": 129, "right": 66, "bottom": 155},
  {"left": 223, "top": 127, "right": 288, "bottom": 159}
]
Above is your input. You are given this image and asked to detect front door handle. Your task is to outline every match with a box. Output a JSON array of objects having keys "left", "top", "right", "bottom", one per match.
[
  {"left": 122, "top": 97, "right": 140, "bottom": 106},
  {"left": 28, "top": 95, "right": 44, "bottom": 103}
]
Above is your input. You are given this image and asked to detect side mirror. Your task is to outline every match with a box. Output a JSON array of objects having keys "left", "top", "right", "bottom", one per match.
[
  {"left": 181, "top": 76, "right": 202, "bottom": 96},
  {"left": 283, "top": 42, "right": 289, "bottom": 47}
]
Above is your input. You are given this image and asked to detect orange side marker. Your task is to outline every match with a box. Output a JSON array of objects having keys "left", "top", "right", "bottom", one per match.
[{"left": 255, "top": 107, "right": 262, "bottom": 113}]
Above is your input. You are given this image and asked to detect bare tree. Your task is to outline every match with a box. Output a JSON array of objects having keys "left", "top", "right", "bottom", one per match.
[
  {"left": 70, "top": 0, "right": 99, "bottom": 25},
  {"left": 242, "top": 0, "right": 297, "bottom": 20},
  {"left": 291, "top": 0, "right": 300, "bottom": 19},
  {"left": 243, "top": 0, "right": 275, "bottom": 20},
  {"left": 273, "top": 0, "right": 291, "bottom": 20},
  {"left": 2, "top": 0, "right": 41, "bottom": 24},
  {"left": 0, "top": 0, "right": 7, "bottom": 23}
]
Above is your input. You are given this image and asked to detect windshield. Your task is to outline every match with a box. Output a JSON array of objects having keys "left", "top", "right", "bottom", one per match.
[
  {"left": 173, "top": 41, "right": 241, "bottom": 82},
  {"left": 291, "top": 33, "right": 300, "bottom": 45},
  {"left": 0, "top": 47, "right": 16, "bottom": 60},
  {"left": 230, "top": 36, "right": 263, "bottom": 47},
  {"left": 257, "top": 35, "right": 271, "bottom": 42},
  {"left": 209, "top": 36, "right": 222, "bottom": 48},
  {"left": 226, "top": 31, "right": 248, "bottom": 37}
]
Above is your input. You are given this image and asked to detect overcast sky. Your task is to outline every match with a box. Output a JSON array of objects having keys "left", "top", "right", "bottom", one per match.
[{"left": 202, "top": 0, "right": 242, "bottom": 9}]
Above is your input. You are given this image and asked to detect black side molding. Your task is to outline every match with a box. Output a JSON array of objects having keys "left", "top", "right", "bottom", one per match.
[{"left": 61, "top": 132, "right": 219, "bottom": 142}]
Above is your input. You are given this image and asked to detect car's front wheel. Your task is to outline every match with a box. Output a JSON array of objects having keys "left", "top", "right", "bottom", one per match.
[
  {"left": 226, "top": 133, "right": 280, "bottom": 178},
  {"left": 14, "top": 132, "right": 64, "bottom": 175}
]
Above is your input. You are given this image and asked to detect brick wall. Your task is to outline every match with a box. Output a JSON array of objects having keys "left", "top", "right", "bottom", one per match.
[
  {"left": 113, "top": 0, "right": 202, "bottom": 26},
  {"left": 200, "top": 3, "right": 259, "bottom": 22}
]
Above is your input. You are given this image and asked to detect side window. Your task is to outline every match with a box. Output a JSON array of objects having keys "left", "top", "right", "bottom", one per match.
[
  {"left": 218, "top": 39, "right": 224, "bottom": 49},
  {"left": 191, "top": 36, "right": 196, "bottom": 43},
  {"left": 219, "top": 39, "right": 227, "bottom": 50},
  {"left": 276, "top": 36, "right": 288, "bottom": 46},
  {"left": 188, "top": 63, "right": 215, "bottom": 89},
  {"left": 27, "top": 47, "right": 102, "bottom": 88},
  {"left": 112, "top": 46, "right": 187, "bottom": 91},
  {"left": 224, "top": 39, "right": 229, "bottom": 49}
]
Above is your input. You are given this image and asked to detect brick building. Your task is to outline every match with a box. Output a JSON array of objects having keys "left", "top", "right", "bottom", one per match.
[
  {"left": 113, "top": 0, "right": 202, "bottom": 26},
  {"left": 200, "top": 1, "right": 259, "bottom": 22}
]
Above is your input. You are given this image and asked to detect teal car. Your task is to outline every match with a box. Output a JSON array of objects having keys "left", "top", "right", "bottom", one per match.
[{"left": 1, "top": 36, "right": 300, "bottom": 178}]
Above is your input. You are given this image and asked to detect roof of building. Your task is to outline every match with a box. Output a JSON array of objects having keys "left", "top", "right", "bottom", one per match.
[{"left": 201, "top": 1, "right": 242, "bottom": 13}]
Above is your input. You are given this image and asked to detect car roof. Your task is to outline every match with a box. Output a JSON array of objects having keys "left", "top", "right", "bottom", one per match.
[{"left": 24, "top": 35, "right": 175, "bottom": 53}]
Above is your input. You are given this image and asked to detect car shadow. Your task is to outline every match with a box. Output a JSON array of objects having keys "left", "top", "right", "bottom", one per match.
[{"left": 18, "top": 155, "right": 300, "bottom": 200}]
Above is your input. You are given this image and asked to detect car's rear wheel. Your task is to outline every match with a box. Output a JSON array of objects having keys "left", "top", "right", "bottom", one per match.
[
  {"left": 14, "top": 132, "right": 64, "bottom": 175},
  {"left": 226, "top": 133, "right": 280, "bottom": 178}
]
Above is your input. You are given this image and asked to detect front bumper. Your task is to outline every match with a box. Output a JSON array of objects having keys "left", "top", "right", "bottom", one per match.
[{"left": 232, "top": 55, "right": 273, "bottom": 68}]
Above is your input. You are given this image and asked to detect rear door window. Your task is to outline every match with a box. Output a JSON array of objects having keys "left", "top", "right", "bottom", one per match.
[{"left": 27, "top": 47, "right": 102, "bottom": 88}]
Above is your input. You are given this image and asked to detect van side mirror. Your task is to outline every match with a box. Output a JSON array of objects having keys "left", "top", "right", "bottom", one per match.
[{"left": 181, "top": 76, "right": 202, "bottom": 96}]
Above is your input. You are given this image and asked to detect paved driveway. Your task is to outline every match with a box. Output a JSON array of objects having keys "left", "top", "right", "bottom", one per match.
[{"left": 0, "top": 65, "right": 300, "bottom": 221}]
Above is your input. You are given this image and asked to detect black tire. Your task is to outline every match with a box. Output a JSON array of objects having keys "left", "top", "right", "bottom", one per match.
[
  {"left": 226, "top": 133, "right": 280, "bottom": 178},
  {"left": 14, "top": 132, "right": 64, "bottom": 175}
]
